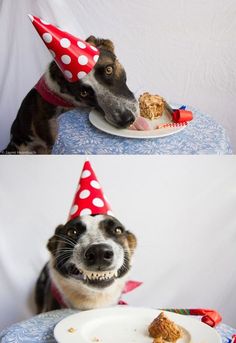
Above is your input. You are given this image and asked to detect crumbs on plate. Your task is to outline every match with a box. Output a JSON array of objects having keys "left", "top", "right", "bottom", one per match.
[{"left": 67, "top": 327, "right": 77, "bottom": 333}]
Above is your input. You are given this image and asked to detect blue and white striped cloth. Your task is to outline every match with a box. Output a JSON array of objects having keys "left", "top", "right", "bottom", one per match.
[{"left": 52, "top": 106, "right": 232, "bottom": 155}]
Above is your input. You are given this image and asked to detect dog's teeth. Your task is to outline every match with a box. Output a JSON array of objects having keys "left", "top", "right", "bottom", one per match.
[
  {"left": 82, "top": 270, "right": 117, "bottom": 281},
  {"left": 85, "top": 271, "right": 91, "bottom": 279}
]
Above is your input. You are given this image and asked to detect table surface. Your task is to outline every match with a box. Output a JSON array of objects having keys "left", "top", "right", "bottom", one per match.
[
  {"left": 52, "top": 106, "right": 232, "bottom": 155},
  {"left": 1, "top": 309, "right": 236, "bottom": 343}
]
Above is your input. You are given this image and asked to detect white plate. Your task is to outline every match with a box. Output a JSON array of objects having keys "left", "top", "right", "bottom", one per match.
[
  {"left": 89, "top": 109, "right": 187, "bottom": 139},
  {"left": 54, "top": 306, "right": 221, "bottom": 343}
]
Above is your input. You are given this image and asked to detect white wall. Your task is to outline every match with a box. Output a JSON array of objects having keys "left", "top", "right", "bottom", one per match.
[
  {"left": 0, "top": 156, "right": 235, "bottom": 329},
  {"left": 0, "top": 0, "right": 236, "bottom": 152}
]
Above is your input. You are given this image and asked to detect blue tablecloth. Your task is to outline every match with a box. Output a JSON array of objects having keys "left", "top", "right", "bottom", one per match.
[
  {"left": 52, "top": 106, "right": 232, "bottom": 155},
  {"left": 0, "top": 309, "right": 235, "bottom": 343}
]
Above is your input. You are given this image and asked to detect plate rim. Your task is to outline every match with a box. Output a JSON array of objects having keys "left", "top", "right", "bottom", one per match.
[
  {"left": 54, "top": 306, "right": 221, "bottom": 343},
  {"left": 89, "top": 110, "right": 187, "bottom": 139}
]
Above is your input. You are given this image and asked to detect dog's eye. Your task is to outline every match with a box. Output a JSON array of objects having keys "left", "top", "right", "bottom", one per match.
[
  {"left": 80, "top": 90, "right": 88, "bottom": 98},
  {"left": 105, "top": 66, "right": 113, "bottom": 75},
  {"left": 114, "top": 227, "right": 123, "bottom": 235},
  {"left": 67, "top": 228, "right": 78, "bottom": 239}
]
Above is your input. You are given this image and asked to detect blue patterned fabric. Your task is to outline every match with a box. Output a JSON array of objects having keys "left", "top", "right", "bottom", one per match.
[
  {"left": 0, "top": 309, "right": 235, "bottom": 343},
  {"left": 52, "top": 106, "right": 232, "bottom": 155}
]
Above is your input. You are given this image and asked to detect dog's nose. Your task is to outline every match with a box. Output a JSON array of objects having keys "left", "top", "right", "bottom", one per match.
[
  {"left": 84, "top": 244, "right": 114, "bottom": 267},
  {"left": 118, "top": 111, "right": 136, "bottom": 128}
]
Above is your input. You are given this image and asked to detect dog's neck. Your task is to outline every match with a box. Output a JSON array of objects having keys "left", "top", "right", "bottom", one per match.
[
  {"left": 49, "top": 263, "right": 128, "bottom": 310},
  {"left": 34, "top": 72, "right": 78, "bottom": 108}
]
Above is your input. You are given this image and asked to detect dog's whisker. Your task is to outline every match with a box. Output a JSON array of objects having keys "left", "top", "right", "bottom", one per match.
[
  {"left": 54, "top": 246, "right": 74, "bottom": 252},
  {"left": 54, "top": 253, "right": 71, "bottom": 264},
  {"left": 54, "top": 253, "right": 72, "bottom": 263},
  {"left": 51, "top": 245, "right": 74, "bottom": 252},
  {"left": 50, "top": 238, "right": 75, "bottom": 245},
  {"left": 54, "top": 234, "right": 77, "bottom": 247},
  {"left": 51, "top": 247, "right": 74, "bottom": 257},
  {"left": 54, "top": 251, "right": 73, "bottom": 265},
  {"left": 56, "top": 257, "right": 72, "bottom": 269},
  {"left": 54, "top": 233, "right": 77, "bottom": 243},
  {"left": 54, "top": 249, "right": 73, "bottom": 258},
  {"left": 50, "top": 240, "right": 75, "bottom": 251},
  {"left": 122, "top": 254, "right": 131, "bottom": 264}
]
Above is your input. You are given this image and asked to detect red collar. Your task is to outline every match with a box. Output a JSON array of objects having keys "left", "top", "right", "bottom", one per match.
[
  {"left": 35, "top": 76, "right": 76, "bottom": 108},
  {"left": 50, "top": 281, "right": 68, "bottom": 308},
  {"left": 51, "top": 280, "right": 142, "bottom": 308}
]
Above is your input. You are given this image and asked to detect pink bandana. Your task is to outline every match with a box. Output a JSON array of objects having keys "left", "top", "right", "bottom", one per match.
[
  {"left": 51, "top": 280, "right": 142, "bottom": 308},
  {"left": 35, "top": 76, "right": 75, "bottom": 108}
]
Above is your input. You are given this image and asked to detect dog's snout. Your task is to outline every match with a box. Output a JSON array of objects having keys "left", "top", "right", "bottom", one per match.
[
  {"left": 84, "top": 244, "right": 114, "bottom": 267},
  {"left": 118, "top": 110, "right": 135, "bottom": 128}
]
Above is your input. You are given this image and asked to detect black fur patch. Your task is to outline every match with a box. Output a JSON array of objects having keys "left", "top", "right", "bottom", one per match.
[
  {"left": 47, "top": 220, "right": 86, "bottom": 276},
  {"left": 35, "top": 263, "right": 62, "bottom": 313}
]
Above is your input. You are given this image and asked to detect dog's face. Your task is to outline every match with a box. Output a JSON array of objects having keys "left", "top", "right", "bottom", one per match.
[
  {"left": 48, "top": 215, "right": 137, "bottom": 289},
  {"left": 50, "top": 37, "right": 138, "bottom": 128}
]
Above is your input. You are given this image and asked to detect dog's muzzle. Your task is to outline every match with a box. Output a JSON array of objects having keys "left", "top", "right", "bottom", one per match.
[
  {"left": 106, "top": 110, "right": 136, "bottom": 128},
  {"left": 97, "top": 91, "right": 138, "bottom": 129},
  {"left": 68, "top": 243, "right": 119, "bottom": 288}
]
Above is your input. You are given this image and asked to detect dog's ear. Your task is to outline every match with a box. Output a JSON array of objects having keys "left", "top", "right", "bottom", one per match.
[
  {"left": 86, "top": 36, "right": 115, "bottom": 53},
  {"left": 47, "top": 224, "right": 64, "bottom": 254},
  {"left": 125, "top": 231, "right": 137, "bottom": 254}
]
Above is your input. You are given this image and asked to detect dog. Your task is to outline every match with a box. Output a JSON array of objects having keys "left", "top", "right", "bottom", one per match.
[
  {"left": 35, "top": 214, "right": 137, "bottom": 313},
  {"left": 2, "top": 36, "right": 138, "bottom": 154}
]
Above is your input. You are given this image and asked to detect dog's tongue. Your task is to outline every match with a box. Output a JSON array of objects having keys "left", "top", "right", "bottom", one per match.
[{"left": 129, "top": 117, "right": 151, "bottom": 131}]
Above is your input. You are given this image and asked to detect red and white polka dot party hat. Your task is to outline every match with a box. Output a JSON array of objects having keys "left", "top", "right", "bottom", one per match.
[
  {"left": 28, "top": 15, "right": 100, "bottom": 82},
  {"left": 69, "top": 160, "right": 113, "bottom": 220}
]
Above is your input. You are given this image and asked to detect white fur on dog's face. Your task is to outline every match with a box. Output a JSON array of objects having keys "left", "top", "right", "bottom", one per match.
[
  {"left": 82, "top": 70, "right": 138, "bottom": 128},
  {"left": 44, "top": 39, "right": 138, "bottom": 129},
  {"left": 47, "top": 214, "right": 137, "bottom": 309},
  {"left": 45, "top": 65, "right": 138, "bottom": 128},
  {"left": 71, "top": 215, "right": 125, "bottom": 279},
  {"left": 48, "top": 214, "right": 137, "bottom": 290}
]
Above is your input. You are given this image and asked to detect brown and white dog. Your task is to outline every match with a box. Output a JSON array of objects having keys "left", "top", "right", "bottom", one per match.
[
  {"left": 2, "top": 37, "right": 138, "bottom": 154},
  {"left": 35, "top": 214, "right": 137, "bottom": 313}
]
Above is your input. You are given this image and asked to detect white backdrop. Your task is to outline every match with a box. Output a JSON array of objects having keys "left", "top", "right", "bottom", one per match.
[
  {"left": 0, "top": 0, "right": 236, "bottom": 152},
  {"left": 0, "top": 156, "right": 236, "bottom": 329}
]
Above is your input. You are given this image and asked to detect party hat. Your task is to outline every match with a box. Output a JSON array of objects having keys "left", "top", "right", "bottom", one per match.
[
  {"left": 28, "top": 15, "right": 100, "bottom": 82},
  {"left": 69, "top": 160, "right": 113, "bottom": 220}
]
